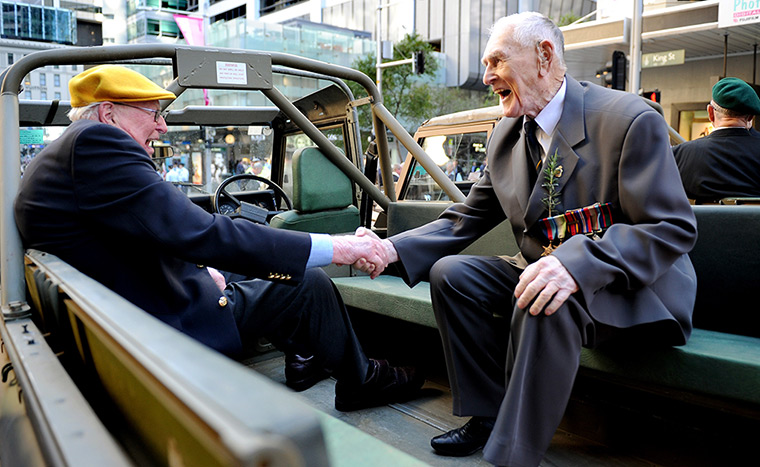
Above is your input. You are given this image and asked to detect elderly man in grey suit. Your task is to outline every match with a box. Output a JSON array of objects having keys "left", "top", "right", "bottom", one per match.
[{"left": 354, "top": 11, "right": 697, "bottom": 466}]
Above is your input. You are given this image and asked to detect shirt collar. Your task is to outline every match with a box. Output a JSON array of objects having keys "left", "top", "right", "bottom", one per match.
[
  {"left": 532, "top": 77, "right": 566, "bottom": 156},
  {"left": 712, "top": 125, "right": 750, "bottom": 131}
]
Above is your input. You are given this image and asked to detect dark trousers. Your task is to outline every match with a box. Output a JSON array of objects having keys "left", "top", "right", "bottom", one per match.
[
  {"left": 222, "top": 268, "right": 369, "bottom": 385},
  {"left": 430, "top": 255, "right": 596, "bottom": 467}
]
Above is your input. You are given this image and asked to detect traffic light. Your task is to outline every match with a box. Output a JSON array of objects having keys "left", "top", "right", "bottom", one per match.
[
  {"left": 413, "top": 51, "right": 425, "bottom": 75},
  {"left": 643, "top": 90, "right": 661, "bottom": 103},
  {"left": 610, "top": 51, "right": 626, "bottom": 91}
]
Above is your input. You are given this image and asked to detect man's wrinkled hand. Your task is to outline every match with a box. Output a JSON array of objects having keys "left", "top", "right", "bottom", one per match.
[
  {"left": 331, "top": 227, "right": 398, "bottom": 279},
  {"left": 331, "top": 228, "right": 388, "bottom": 278},
  {"left": 514, "top": 255, "right": 578, "bottom": 316},
  {"left": 354, "top": 227, "right": 399, "bottom": 278}
]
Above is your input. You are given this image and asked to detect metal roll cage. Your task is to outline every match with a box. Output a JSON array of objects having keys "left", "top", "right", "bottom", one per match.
[{"left": 0, "top": 43, "right": 465, "bottom": 313}]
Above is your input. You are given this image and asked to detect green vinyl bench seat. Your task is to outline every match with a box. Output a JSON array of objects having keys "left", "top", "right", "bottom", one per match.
[
  {"left": 332, "top": 275, "right": 760, "bottom": 407},
  {"left": 333, "top": 276, "right": 437, "bottom": 328},
  {"left": 579, "top": 329, "right": 760, "bottom": 406},
  {"left": 333, "top": 202, "right": 760, "bottom": 412},
  {"left": 23, "top": 249, "right": 423, "bottom": 466}
]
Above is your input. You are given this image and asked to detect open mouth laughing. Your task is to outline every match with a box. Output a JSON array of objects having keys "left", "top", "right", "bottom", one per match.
[{"left": 494, "top": 88, "right": 512, "bottom": 100}]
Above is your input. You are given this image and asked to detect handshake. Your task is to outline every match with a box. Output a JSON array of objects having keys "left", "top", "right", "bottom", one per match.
[{"left": 332, "top": 227, "right": 398, "bottom": 279}]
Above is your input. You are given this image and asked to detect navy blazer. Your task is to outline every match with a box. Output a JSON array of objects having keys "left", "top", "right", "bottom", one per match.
[
  {"left": 15, "top": 120, "right": 313, "bottom": 355},
  {"left": 673, "top": 127, "right": 760, "bottom": 202},
  {"left": 391, "top": 77, "right": 698, "bottom": 345}
]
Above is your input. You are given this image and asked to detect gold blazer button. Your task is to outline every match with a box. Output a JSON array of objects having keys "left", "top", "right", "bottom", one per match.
[{"left": 218, "top": 296, "right": 228, "bottom": 307}]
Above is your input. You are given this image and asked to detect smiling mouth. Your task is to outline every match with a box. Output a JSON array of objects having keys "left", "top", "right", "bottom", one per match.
[{"left": 495, "top": 89, "right": 512, "bottom": 100}]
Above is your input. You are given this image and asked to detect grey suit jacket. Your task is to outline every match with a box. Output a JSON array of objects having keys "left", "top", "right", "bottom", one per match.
[{"left": 391, "top": 77, "right": 698, "bottom": 345}]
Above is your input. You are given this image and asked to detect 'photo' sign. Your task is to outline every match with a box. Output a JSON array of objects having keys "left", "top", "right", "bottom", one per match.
[{"left": 719, "top": 0, "right": 760, "bottom": 27}]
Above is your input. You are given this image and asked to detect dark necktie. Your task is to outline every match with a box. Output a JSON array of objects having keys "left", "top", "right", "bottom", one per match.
[{"left": 524, "top": 118, "right": 542, "bottom": 186}]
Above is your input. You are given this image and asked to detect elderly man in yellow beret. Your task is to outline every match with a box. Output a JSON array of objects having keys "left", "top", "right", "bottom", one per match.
[
  {"left": 15, "top": 65, "right": 424, "bottom": 411},
  {"left": 673, "top": 77, "right": 760, "bottom": 203}
]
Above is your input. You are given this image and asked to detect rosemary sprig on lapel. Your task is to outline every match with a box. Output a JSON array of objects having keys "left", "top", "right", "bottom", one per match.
[{"left": 541, "top": 149, "right": 563, "bottom": 217}]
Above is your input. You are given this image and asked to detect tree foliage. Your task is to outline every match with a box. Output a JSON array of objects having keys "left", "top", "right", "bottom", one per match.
[
  {"left": 348, "top": 33, "right": 499, "bottom": 156},
  {"left": 348, "top": 33, "right": 439, "bottom": 135},
  {"left": 556, "top": 14, "right": 582, "bottom": 27}
]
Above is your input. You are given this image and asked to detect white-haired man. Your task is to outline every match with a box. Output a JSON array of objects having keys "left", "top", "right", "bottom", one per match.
[
  {"left": 15, "top": 65, "right": 423, "bottom": 412},
  {"left": 355, "top": 12, "right": 697, "bottom": 465}
]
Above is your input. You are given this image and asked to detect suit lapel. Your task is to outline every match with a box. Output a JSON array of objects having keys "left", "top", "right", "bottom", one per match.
[
  {"left": 523, "top": 76, "right": 585, "bottom": 226},
  {"left": 512, "top": 116, "right": 535, "bottom": 215},
  {"left": 487, "top": 117, "right": 532, "bottom": 219}
]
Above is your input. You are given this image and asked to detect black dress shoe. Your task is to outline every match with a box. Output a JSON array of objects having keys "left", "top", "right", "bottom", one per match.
[
  {"left": 284, "top": 353, "right": 331, "bottom": 392},
  {"left": 431, "top": 416, "right": 496, "bottom": 457},
  {"left": 334, "top": 359, "right": 424, "bottom": 412}
]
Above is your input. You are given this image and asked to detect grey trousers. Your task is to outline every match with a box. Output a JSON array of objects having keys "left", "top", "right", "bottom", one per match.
[{"left": 430, "top": 255, "right": 596, "bottom": 467}]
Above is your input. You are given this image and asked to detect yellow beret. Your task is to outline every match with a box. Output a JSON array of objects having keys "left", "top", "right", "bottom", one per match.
[{"left": 69, "top": 65, "right": 176, "bottom": 108}]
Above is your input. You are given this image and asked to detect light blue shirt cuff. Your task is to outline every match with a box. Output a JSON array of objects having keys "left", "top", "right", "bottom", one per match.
[{"left": 307, "top": 233, "right": 334, "bottom": 268}]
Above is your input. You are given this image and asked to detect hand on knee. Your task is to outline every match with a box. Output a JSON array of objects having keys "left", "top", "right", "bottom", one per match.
[{"left": 515, "top": 256, "right": 578, "bottom": 316}]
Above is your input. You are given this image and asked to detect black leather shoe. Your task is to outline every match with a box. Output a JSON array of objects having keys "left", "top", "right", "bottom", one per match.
[
  {"left": 334, "top": 359, "right": 424, "bottom": 412},
  {"left": 431, "top": 416, "right": 496, "bottom": 457},
  {"left": 285, "top": 354, "right": 331, "bottom": 392}
]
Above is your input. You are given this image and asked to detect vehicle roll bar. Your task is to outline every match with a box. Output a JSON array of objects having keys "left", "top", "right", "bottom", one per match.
[{"left": 1, "top": 44, "right": 465, "bottom": 311}]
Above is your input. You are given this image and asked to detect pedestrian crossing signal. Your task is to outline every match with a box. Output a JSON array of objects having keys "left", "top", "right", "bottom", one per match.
[
  {"left": 413, "top": 51, "right": 425, "bottom": 75},
  {"left": 644, "top": 90, "right": 661, "bottom": 103}
]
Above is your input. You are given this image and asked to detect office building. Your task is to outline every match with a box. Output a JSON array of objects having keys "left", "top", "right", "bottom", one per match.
[{"left": 1, "top": 0, "right": 105, "bottom": 101}]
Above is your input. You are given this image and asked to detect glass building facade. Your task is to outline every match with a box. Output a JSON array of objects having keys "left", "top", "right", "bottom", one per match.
[
  {"left": 148, "top": 16, "right": 378, "bottom": 109},
  {"left": 209, "top": 18, "right": 373, "bottom": 69},
  {"left": 127, "top": 0, "right": 194, "bottom": 42},
  {"left": 127, "top": 0, "right": 190, "bottom": 14},
  {"left": 1, "top": 1, "right": 77, "bottom": 45}
]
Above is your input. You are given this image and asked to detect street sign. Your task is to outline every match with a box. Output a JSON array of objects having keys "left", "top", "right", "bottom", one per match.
[
  {"left": 20, "top": 129, "right": 44, "bottom": 145},
  {"left": 641, "top": 49, "right": 685, "bottom": 69}
]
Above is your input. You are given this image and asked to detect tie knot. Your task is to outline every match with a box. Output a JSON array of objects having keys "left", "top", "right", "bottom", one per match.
[{"left": 524, "top": 118, "right": 538, "bottom": 135}]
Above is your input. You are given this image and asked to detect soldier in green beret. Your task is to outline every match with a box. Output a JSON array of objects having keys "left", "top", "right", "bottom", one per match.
[{"left": 673, "top": 77, "right": 760, "bottom": 203}]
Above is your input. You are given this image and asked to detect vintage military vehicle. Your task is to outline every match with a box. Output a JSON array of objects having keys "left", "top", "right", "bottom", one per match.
[{"left": 1, "top": 43, "right": 758, "bottom": 467}]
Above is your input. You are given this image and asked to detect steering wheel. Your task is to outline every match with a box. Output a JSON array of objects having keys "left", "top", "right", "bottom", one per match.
[{"left": 212, "top": 174, "right": 293, "bottom": 224}]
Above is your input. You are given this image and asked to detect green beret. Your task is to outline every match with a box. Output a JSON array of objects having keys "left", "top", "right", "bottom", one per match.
[
  {"left": 712, "top": 77, "right": 760, "bottom": 115},
  {"left": 69, "top": 65, "right": 176, "bottom": 108}
]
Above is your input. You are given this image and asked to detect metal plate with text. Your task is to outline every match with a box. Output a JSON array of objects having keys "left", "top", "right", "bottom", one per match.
[{"left": 175, "top": 48, "right": 273, "bottom": 90}]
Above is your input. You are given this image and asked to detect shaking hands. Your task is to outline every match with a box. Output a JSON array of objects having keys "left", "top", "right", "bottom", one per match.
[{"left": 331, "top": 227, "right": 398, "bottom": 279}]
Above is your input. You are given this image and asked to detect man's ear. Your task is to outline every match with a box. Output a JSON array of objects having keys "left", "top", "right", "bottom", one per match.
[
  {"left": 537, "top": 40, "right": 555, "bottom": 76},
  {"left": 98, "top": 102, "right": 115, "bottom": 125},
  {"left": 706, "top": 103, "right": 715, "bottom": 123}
]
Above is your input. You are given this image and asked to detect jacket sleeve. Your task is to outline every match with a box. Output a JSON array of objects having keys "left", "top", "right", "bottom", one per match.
[
  {"left": 71, "top": 124, "right": 312, "bottom": 281},
  {"left": 389, "top": 169, "right": 506, "bottom": 286}
]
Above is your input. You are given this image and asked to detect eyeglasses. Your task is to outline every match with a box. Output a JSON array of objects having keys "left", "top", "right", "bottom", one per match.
[
  {"left": 150, "top": 144, "right": 175, "bottom": 159},
  {"left": 113, "top": 102, "right": 167, "bottom": 123}
]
